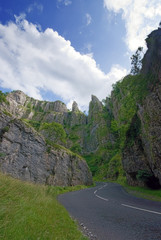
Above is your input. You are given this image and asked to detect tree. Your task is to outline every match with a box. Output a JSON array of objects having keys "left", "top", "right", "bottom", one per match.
[{"left": 130, "top": 47, "right": 143, "bottom": 75}]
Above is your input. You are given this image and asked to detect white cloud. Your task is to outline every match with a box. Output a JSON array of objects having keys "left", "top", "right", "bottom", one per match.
[
  {"left": 0, "top": 16, "right": 127, "bottom": 110},
  {"left": 86, "top": 13, "right": 92, "bottom": 26},
  {"left": 27, "top": 2, "right": 43, "bottom": 13},
  {"left": 104, "top": 0, "right": 161, "bottom": 51},
  {"left": 57, "top": 0, "right": 72, "bottom": 7},
  {"left": 64, "top": 0, "right": 72, "bottom": 6}
]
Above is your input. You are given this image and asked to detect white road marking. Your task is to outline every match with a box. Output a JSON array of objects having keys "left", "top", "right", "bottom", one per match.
[
  {"left": 95, "top": 194, "right": 108, "bottom": 201},
  {"left": 94, "top": 184, "right": 161, "bottom": 215},
  {"left": 122, "top": 204, "right": 161, "bottom": 215},
  {"left": 94, "top": 184, "right": 108, "bottom": 201}
]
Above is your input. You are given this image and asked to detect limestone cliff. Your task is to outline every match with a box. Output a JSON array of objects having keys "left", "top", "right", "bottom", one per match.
[
  {"left": 112, "top": 28, "right": 161, "bottom": 188},
  {"left": 1, "top": 90, "right": 110, "bottom": 178},
  {"left": 0, "top": 111, "right": 92, "bottom": 186}
]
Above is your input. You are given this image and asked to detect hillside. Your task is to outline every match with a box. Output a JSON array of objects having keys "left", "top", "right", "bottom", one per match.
[
  {"left": 0, "top": 98, "right": 93, "bottom": 186},
  {"left": 0, "top": 89, "right": 110, "bottom": 183},
  {"left": 105, "top": 27, "right": 161, "bottom": 188}
]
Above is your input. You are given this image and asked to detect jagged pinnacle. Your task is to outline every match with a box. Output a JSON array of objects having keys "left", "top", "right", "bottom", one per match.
[{"left": 72, "top": 101, "right": 79, "bottom": 112}]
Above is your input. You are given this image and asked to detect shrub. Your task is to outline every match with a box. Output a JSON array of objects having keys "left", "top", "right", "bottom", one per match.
[
  {"left": 136, "top": 170, "right": 153, "bottom": 182},
  {"left": 0, "top": 91, "right": 8, "bottom": 104},
  {"left": 40, "top": 122, "right": 66, "bottom": 144},
  {"left": 70, "top": 143, "right": 81, "bottom": 154}
]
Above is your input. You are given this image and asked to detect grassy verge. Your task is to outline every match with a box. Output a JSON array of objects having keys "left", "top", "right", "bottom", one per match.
[
  {"left": 0, "top": 173, "right": 88, "bottom": 240},
  {"left": 116, "top": 177, "right": 161, "bottom": 202},
  {"left": 124, "top": 185, "right": 161, "bottom": 202}
]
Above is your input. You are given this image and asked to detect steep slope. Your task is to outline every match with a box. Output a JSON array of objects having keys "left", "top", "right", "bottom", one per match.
[
  {"left": 0, "top": 108, "right": 92, "bottom": 186},
  {"left": 1, "top": 90, "right": 111, "bottom": 178},
  {"left": 123, "top": 28, "right": 161, "bottom": 188},
  {"left": 109, "top": 28, "right": 161, "bottom": 188}
]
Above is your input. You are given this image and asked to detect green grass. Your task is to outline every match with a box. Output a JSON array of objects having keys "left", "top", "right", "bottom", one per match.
[
  {"left": 115, "top": 177, "right": 161, "bottom": 202},
  {"left": 0, "top": 173, "right": 88, "bottom": 240},
  {"left": 125, "top": 185, "right": 161, "bottom": 202}
]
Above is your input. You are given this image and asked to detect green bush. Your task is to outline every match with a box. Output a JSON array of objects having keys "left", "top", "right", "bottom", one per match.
[
  {"left": 69, "top": 133, "right": 79, "bottom": 141},
  {"left": 0, "top": 152, "right": 6, "bottom": 157},
  {"left": 23, "top": 120, "right": 41, "bottom": 131},
  {"left": 70, "top": 143, "right": 81, "bottom": 154},
  {"left": 136, "top": 170, "right": 153, "bottom": 182},
  {"left": 0, "top": 91, "right": 8, "bottom": 104},
  {"left": 40, "top": 122, "right": 66, "bottom": 144},
  {"left": 107, "top": 153, "right": 124, "bottom": 180}
]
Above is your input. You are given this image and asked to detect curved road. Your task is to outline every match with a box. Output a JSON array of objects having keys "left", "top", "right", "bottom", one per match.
[{"left": 58, "top": 182, "right": 161, "bottom": 240}]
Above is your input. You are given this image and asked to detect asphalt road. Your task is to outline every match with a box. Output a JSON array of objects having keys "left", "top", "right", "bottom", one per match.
[{"left": 58, "top": 182, "right": 161, "bottom": 240}]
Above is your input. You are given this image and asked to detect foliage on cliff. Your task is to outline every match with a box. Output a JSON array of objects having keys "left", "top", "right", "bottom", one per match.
[
  {"left": 40, "top": 122, "right": 67, "bottom": 144},
  {"left": 111, "top": 73, "right": 149, "bottom": 148},
  {"left": 0, "top": 91, "right": 8, "bottom": 104}
]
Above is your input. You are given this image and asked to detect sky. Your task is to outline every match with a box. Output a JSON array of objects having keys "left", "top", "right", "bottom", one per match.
[{"left": 0, "top": 0, "right": 161, "bottom": 111}]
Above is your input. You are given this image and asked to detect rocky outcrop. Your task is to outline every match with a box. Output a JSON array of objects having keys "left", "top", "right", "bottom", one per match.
[
  {"left": 1, "top": 90, "right": 110, "bottom": 156},
  {"left": 142, "top": 28, "right": 161, "bottom": 78},
  {"left": 122, "top": 114, "right": 150, "bottom": 186},
  {"left": 0, "top": 112, "right": 92, "bottom": 186},
  {"left": 137, "top": 85, "right": 161, "bottom": 186},
  {"left": 122, "top": 28, "right": 161, "bottom": 188},
  {"left": 2, "top": 90, "right": 68, "bottom": 120},
  {"left": 83, "top": 95, "right": 109, "bottom": 153},
  {"left": 72, "top": 101, "right": 79, "bottom": 112}
]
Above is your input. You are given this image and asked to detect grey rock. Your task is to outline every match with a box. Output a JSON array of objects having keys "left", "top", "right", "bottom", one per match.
[
  {"left": 72, "top": 101, "right": 79, "bottom": 112},
  {"left": 0, "top": 112, "right": 93, "bottom": 186},
  {"left": 122, "top": 28, "right": 161, "bottom": 186}
]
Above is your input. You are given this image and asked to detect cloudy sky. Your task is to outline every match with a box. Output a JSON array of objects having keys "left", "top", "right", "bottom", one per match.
[{"left": 0, "top": 0, "right": 160, "bottom": 110}]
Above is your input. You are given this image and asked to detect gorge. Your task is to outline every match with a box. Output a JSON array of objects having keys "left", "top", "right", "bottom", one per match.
[{"left": 0, "top": 27, "right": 161, "bottom": 189}]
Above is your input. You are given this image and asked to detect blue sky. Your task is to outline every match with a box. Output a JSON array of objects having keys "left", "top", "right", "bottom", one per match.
[{"left": 0, "top": 0, "right": 160, "bottom": 110}]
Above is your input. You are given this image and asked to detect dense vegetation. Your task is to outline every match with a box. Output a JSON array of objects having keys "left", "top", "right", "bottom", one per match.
[
  {"left": 85, "top": 72, "right": 154, "bottom": 181},
  {"left": 40, "top": 122, "right": 67, "bottom": 144}
]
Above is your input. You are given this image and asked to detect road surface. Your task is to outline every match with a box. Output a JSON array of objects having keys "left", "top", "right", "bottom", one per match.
[{"left": 58, "top": 182, "right": 161, "bottom": 240}]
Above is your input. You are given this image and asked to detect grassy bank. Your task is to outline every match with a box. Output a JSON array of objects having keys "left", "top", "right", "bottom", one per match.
[
  {"left": 125, "top": 185, "right": 161, "bottom": 202},
  {"left": 116, "top": 177, "right": 161, "bottom": 202},
  {"left": 0, "top": 173, "right": 88, "bottom": 240}
]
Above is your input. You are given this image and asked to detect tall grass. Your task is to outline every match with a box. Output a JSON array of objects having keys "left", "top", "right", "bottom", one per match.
[{"left": 0, "top": 173, "right": 88, "bottom": 240}]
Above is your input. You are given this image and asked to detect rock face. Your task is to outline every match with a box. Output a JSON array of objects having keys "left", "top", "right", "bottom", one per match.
[
  {"left": 84, "top": 95, "right": 109, "bottom": 153},
  {"left": 72, "top": 101, "right": 79, "bottom": 112},
  {"left": 2, "top": 90, "right": 68, "bottom": 120},
  {"left": 0, "top": 112, "right": 92, "bottom": 186},
  {"left": 121, "top": 28, "right": 161, "bottom": 188},
  {"left": 0, "top": 88, "right": 111, "bottom": 179},
  {"left": 142, "top": 28, "right": 161, "bottom": 77},
  {"left": 122, "top": 114, "right": 150, "bottom": 186}
]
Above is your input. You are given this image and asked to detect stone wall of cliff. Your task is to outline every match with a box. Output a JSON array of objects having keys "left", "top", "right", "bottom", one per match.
[
  {"left": 1, "top": 89, "right": 111, "bottom": 178},
  {"left": 110, "top": 28, "right": 161, "bottom": 188},
  {"left": 0, "top": 111, "right": 92, "bottom": 186}
]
